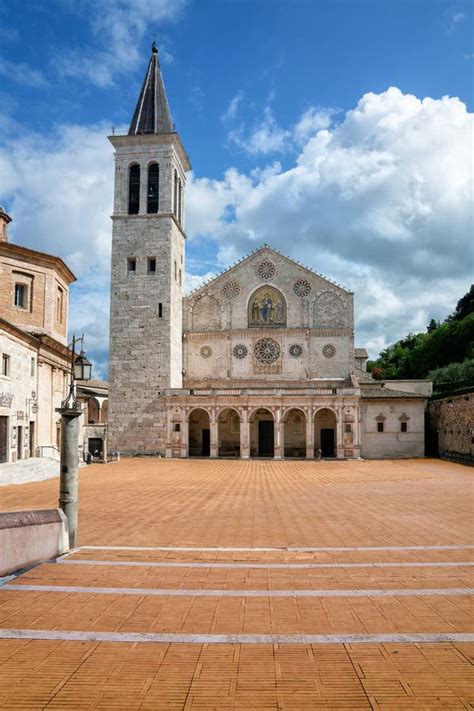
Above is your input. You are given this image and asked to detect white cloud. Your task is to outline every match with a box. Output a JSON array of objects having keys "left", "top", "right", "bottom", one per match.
[
  {"left": 229, "top": 107, "right": 291, "bottom": 155},
  {"left": 0, "top": 58, "right": 47, "bottom": 87},
  {"left": 188, "top": 87, "right": 473, "bottom": 354},
  {"left": 294, "top": 107, "right": 334, "bottom": 144},
  {"left": 0, "top": 86, "right": 471, "bottom": 374},
  {"left": 55, "top": 0, "right": 186, "bottom": 87},
  {"left": 221, "top": 91, "right": 244, "bottom": 122}
]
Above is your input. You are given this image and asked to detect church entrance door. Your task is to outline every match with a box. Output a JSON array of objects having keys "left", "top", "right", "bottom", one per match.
[
  {"left": 320, "top": 428, "right": 335, "bottom": 458},
  {"left": 258, "top": 420, "right": 274, "bottom": 457},
  {"left": 201, "top": 429, "right": 210, "bottom": 457}
]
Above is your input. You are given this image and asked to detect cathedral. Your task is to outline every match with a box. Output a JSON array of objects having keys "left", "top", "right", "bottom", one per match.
[{"left": 107, "top": 44, "right": 430, "bottom": 460}]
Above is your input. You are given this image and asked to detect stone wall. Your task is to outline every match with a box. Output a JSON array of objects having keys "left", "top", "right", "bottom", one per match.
[
  {"left": 360, "top": 397, "right": 426, "bottom": 459},
  {"left": 427, "top": 392, "right": 473, "bottom": 462}
]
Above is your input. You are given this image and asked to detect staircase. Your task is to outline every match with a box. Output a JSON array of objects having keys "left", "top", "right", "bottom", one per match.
[{"left": 0, "top": 457, "right": 60, "bottom": 486}]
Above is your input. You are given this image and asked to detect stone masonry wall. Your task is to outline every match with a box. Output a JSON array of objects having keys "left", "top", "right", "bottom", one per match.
[{"left": 428, "top": 392, "right": 474, "bottom": 461}]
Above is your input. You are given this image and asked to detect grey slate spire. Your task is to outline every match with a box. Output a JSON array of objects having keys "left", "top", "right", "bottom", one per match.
[{"left": 129, "top": 42, "right": 174, "bottom": 135}]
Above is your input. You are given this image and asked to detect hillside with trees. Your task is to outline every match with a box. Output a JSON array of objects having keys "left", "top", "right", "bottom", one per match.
[{"left": 367, "top": 285, "right": 474, "bottom": 395}]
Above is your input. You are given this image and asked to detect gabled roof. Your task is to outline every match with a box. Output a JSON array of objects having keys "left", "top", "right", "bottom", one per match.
[
  {"left": 186, "top": 244, "right": 352, "bottom": 299},
  {"left": 129, "top": 42, "right": 174, "bottom": 135}
]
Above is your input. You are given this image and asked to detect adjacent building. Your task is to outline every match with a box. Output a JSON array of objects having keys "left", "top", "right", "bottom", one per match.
[
  {"left": 0, "top": 207, "right": 76, "bottom": 463},
  {"left": 107, "top": 44, "right": 430, "bottom": 460}
]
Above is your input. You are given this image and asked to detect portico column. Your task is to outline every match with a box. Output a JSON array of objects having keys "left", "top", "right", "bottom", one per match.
[
  {"left": 274, "top": 408, "right": 283, "bottom": 459},
  {"left": 240, "top": 409, "right": 250, "bottom": 459},
  {"left": 165, "top": 408, "right": 173, "bottom": 458},
  {"left": 353, "top": 405, "right": 361, "bottom": 458},
  {"left": 180, "top": 411, "right": 189, "bottom": 458},
  {"left": 306, "top": 409, "right": 314, "bottom": 458},
  {"left": 210, "top": 408, "right": 218, "bottom": 458},
  {"left": 336, "top": 406, "right": 344, "bottom": 459}
]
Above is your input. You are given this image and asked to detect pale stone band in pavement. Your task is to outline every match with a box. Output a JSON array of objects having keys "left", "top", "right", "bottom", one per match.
[
  {"left": 1, "top": 629, "right": 473, "bottom": 644},
  {"left": 5, "top": 583, "right": 473, "bottom": 597},
  {"left": 77, "top": 544, "right": 474, "bottom": 552},
  {"left": 57, "top": 558, "right": 474, "bottom": 570}
]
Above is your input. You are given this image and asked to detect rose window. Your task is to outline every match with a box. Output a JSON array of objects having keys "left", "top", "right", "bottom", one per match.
[
  {"left": 293, "top": 279, "right": 312, "bottom": 297},
  {"left": 254, "top": 338, "right": 280, "bottom": 364},
  {"left": 322, "top": 344, "right": 336, "bottom": 358},
  {"left": 257, "top": 260, "right": 276, "bottom": 280},
  {"left": 233, "top": 344, "right": 248, "bottom": 359},
  {"left": 289, "top": 344, "right": 303, "bottom": 359},
  {"left": 200, "top": 345, "right": 213, "bottom": 359},
  {"left": 222, "top": 280, "right": 240, "bottom": 300}
]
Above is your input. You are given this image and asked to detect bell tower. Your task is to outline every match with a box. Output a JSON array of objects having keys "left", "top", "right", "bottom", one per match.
[{"left": 108, "top": 42, "right": 191, "bottom": 455}]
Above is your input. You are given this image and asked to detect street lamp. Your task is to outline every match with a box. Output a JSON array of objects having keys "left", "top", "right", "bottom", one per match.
[{"left": 57, "top": 333, "right": 90, "bottom": 549}]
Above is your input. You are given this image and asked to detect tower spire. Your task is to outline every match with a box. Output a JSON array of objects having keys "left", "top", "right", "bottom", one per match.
[{"left": 129, "top": 42, "right": 174, "bottom": 135}]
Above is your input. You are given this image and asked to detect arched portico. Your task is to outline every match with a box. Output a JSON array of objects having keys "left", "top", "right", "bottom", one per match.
[
  {"left": 217, "top": 408, "right": 240, "bottom": 457},
  {"left": 188, "top": 408, "right": 211, "bottom": 457},
  {"left": 283, "top": 408, "right": 306, "bottom": 458},
  {"left": 250, "top": 408, "right": 274, "bottom": 457},
  {"left": 314, "top": 407, "right": 337, "bottom": 458}
]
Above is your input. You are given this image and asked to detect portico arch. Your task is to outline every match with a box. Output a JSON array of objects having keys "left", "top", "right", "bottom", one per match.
[
  {"left": 217, "top": 408, "right": 240, "bottom": 457},
  {"left": 283, "top": 408, "right": 306, "bottom": 458},
  {"left": 188, "top": 408, "right": 211, "bottom": 457},
  {"left": 250, "top": 408, "right": 274, "bottom": 457},
  {"left": 314, "top": 407, "right": 337, "bottom": 458}
]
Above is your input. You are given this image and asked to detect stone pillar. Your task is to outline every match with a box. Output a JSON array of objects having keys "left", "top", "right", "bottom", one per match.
[
  {"left": 336, "top": 406, "right": 344, "bottom": 459},
  {"left": 139, "top": 162, "right": 147, "bottom": 215},
  {"left": 210, "top": 409, "right": 218, "bottom": 458},
  {"left": 165, "top": 409, "right": 173, "bottom": 458},
  {"left": 240, "top": 409, "right": 250, "bottom": 459},
  {"left": 181, "top": 414, "right": 189, "bottom": 458},
  {"left": 274, "top": 408, "right": 283, "bottom": 459},
  {"left": 58, "top": 405, "right": 81, "bottom": 549},
  {"left": 306, "top": 409, "right": 314, "bottom": 458}
]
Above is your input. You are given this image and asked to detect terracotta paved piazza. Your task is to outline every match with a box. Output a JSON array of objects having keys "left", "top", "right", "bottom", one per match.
[{"left": 0, "top": 458, "right": 473, "bottom": 709}]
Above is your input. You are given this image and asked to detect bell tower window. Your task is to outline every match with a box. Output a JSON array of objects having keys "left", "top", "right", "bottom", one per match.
[
  {"left": 128, "top": 164, "right": 140, "bottom": 215},
  {"left": 147, "top": 163, "right": 159, "bottom": 213}
]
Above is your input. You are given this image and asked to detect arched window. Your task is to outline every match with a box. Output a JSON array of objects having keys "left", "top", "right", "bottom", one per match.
[
  {"left": 128, "top": 164, "right": 140, "bottom": 215},
  {"left": 147, "top": 163, "right": 159, "bottom": 213},
  {"left": 178, "top": 179, "right": 183, "bottom": 223},
  {"left": 173, "top": 170, "right": 178, "bottom": 216}
]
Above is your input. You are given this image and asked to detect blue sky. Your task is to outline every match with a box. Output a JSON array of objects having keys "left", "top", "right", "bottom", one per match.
[{"left": 0, "top": 0, "right": 472, "bottom": 376}]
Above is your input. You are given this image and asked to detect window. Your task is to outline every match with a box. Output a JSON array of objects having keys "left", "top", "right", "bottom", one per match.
[
  {"left": 173, "top": 170, "right": 178, "bottom": 216},
  {"left": 179, "top": 269, "right": 182, "bottom": 287},
  {"left": 14, "top": 283, "right": 26, "bottom": 308},
  {"left": 400, "top": 421, "right": 407, "bottom": 433},
  {"left": 128, "top": 164, "right": 140, "bottom": 214},
  {"left": 174, "top": 423, "right": 181, "bottom": 432},
  {"left": 158, "top": 303, "right": 163, "bottom": 317},
  {"left": 174, "top": 260, "right": 177, "bottom": 281},
  {"left": 147, "top": 257, "right": 156, "bottom": 274},
  {"left": 31, "top": 357, "right": 35, "bottom": 377},
  {"left": 127, "top": 257, "right": 136, "bottom": 274},
  {"left": 147, "top": 163, "right": 159, "bottom": 213},
  {"left": 345, "top": 424, "right": 352, "bottom": 433},
  {"left": 178, "top": 179, "right": 183, "bottom": 223},
  {"left": 2, "top": 354, "right": 10, "bottom": 377},
  {"left": 377, "top": 422, "right": 384, "bottom": 433},
  {"left": 56, "top": 286, "right": 64, "bottom": 323}
]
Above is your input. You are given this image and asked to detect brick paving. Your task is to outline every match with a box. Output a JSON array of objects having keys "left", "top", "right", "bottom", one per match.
[{"left": 0, "top": 458, "right": 473, "bottom": 708}]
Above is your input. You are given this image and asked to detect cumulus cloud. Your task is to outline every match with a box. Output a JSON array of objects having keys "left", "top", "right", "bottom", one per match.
[
  {"left": 0, "top": 86, "right": 471, "bottom": 374},
  {"left": 55, "top": 0, "right": 186, "bottom": 87},
  {"left": 229, "top": 107, "right": 291, "bottom": 155},
  {"left": 188, "top": 87, "right": 473, "bottom": 353}
]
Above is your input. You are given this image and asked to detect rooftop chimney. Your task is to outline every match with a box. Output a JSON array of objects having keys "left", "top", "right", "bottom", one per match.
[{"left": 0, "top": 206, "right": 11, "bottom": 242}]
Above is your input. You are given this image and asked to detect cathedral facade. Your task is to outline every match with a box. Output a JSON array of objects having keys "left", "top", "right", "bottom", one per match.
[{"left": 108, "top": 45, "right": 430, "bottom": 460}]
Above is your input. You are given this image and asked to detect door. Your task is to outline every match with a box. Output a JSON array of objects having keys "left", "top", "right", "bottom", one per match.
[
  {"left": 201, "top": 429, "right": 210, "bottom": 457},
  {"left": 88, "top": 438, "right": 103, "bottom": 458},
  {"left": 29, "top": 421, "right": 35, "bottom": 457},
  {"left": 17, "top": 426, "right": 23, "bottom": 460},
  {"left": 258, "top": 420, "right": 274, "bottom": 457},
  {"left": 0, "top": 417, "right": 7, "bottom": 463},
  {"left": 321, "top": 428, "right": 335, "bottom": 457}
]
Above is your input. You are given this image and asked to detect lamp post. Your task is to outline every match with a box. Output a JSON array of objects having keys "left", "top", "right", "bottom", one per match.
[{"left": 57, "top": 334, "right": 89, "bottom": 549}]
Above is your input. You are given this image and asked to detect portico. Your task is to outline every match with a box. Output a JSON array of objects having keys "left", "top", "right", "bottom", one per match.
[{"left": 164, "top": 385, "right": 361, "bottom": 459}]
